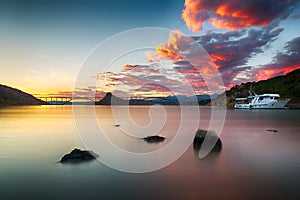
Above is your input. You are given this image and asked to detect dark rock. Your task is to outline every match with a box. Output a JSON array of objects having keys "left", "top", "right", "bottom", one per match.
[
  {"left": 143, "top": 135, "right": 165, "bottom": 143},
  {"left": 96, "top": 93, "right": 128, "bottom": 105},
  {"left": 193, "top": 129, "right": 222, "bottom": 152},
  {"left": 266, "top": 129, "right": 279, "bottom": 132},
  {"left": 60, "top": 148, "right": 99, "bottom": 164}
]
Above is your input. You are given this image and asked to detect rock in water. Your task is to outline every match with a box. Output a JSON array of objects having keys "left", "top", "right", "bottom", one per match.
[
  {"left": 60, "top": 148, "right": 99, "bottom": 163},
  {"left": 193, "top": 129, "right": 222, "bottom": 152},
  {"left": 266, "top": 129, "right": 279, "bottom": 133},
  {"left": 143, "top": 135, "right": 165, "bottom": 143}
]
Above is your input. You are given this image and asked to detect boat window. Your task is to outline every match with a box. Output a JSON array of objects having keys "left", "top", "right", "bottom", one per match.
[
  {"left": 270, "top": 97, "right": 274, "bottom": 99},
  {"left": 274, "top": 97, "right": 279, "bottom": 100},
  {"left": 259, "top": 97, "right": 263, "bottom": 100}
]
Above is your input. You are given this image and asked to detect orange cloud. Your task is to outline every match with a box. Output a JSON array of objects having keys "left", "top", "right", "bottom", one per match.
[
  {"left": 122, "top": 64, "right": 142, "bottom": 72},
  {"left": 184, "top": 75, "right": 207, "bottom": 89},
  {"left": 255, "top": 65, "right": 300, "bottom": 81},
  {"left": 146, "top": 30, "right": 189, "bottom": 62},
  {"left": 182, "top": 0, "right": 208, "bottom": 32},
  {"left": 210, "top": 53, "right": 229, "bottom": 68},
  {"left": 182, "top": 0, "right": 296, "bottom": 32},
  {"left": 45, "top": 88, "right": 106, "bottom": 99},
  {"left": 122, "top": 64, "right": 160, "bottom": 74}
]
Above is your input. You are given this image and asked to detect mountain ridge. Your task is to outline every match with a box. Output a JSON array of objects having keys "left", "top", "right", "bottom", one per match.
[{"left": 0, "top": 84, "right": 46, "bottom": 106}]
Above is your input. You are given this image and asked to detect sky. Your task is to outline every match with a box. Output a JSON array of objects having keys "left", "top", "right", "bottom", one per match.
[{"left": 0, "top": 0, "right": 299, "bottom": 97}]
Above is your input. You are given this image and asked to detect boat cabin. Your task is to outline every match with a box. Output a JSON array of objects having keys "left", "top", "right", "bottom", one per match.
[
  {"left": 235, "top": 97, "right": 249, "bottom": 104},
  {"left": 235, "top": 93, "right": 290, "bottom": 109},
  {"left": 251, "top": 94, "right": 280, "bottom": 104}
]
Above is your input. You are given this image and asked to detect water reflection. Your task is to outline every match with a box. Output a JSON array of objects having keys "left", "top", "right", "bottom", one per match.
[{"left": 0, "top": 106, "right": 299, "bottom": 199}]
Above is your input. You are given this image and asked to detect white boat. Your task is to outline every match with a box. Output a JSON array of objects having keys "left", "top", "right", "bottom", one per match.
[{"left": 235, "top": 94, "right": 290, "bottom": 109}]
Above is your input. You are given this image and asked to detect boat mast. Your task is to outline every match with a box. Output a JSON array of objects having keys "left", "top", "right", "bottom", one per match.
[{"left": 248, "top": 84, "right": 257, "bottom": 96}]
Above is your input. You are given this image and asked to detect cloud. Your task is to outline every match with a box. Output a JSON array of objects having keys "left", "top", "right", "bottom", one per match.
[
  {"left": 122, "top": 64, "right": 160, "bottom": 74},
  {"left": 46, "top": 87, "right": 106, "bottom": 99},
  {"left": 194, "top": 23, "right": 284, "bottom": 71},
  {"left": 93, "top": 65, "right": 224, "bottom": 96},
  {"left": 94, "top": 70, "right": 179, "bottom": 93},
  {"left": 34, "top": 52, "right": 50, "bottom": 60},
  {"left": 273, "top": 36, "right": 300, "bottom": 67},
  {"left": 182, "top": 0, "right": 296, "bottom": 32},
  {"left": 174, "top": 62, "right": 199, "bottom": 74},
  {"left": 178, "top": 22, "right": 284, "bottom": 88},
  {"left": 254, "top": 36, "right": 300, "bottom": 80},
  {"left": 139, "top": 24, "right": 300, "bottom": 91},
  {"left": 144, "top": 30, "right": 225, "bottom": 92},
  {"left": 291, "top": 14, "right": 300, "bottom": 19},
  {"left": 136, "top": 83, "right": 172, "bottom": 93},
  {"left": 92, "top": 30, "right": 300, "bottom": 96},
  {"left": 52, "top": 91, "right": 73, "bottom": 97},
  {"left": 162, "top": 25, "right": 284, "bottom": 87},
  {"left": 99, "top": 35, "right": 300, "bottom": 94},
  {"left": 146, "top": 30, "right": 193, "bottom": 62},
  {"left": 221, "top": 36, "right": 300, "bottom": 85},
  {"left": 122, "top": 64, "right": 143, "bottom": 72},
  {"left": 183, "top": 74, "right": 206, "bottom": 89},
  {"left": 148, "top": 25, "right": 281, "bottom": 70},
  {"left": 145, "top": 30, "right": 221, "bottom": 75}
]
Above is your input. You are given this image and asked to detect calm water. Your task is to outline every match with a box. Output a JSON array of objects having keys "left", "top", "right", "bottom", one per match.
[{"left": 0, "top": 106, "right": 299, "bottom": 200}]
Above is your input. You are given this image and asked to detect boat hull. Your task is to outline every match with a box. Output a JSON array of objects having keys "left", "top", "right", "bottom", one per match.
[
  {"left": 235, "top": 98, "right": 290, "bottom": 109},
  {"left": 234, "top": 104, "right": 250, "bottom": 109}
]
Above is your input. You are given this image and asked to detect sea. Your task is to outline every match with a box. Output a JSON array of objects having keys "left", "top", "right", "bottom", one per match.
[{"left": 0, "top": 105, "right": 299, "bottom": 200}]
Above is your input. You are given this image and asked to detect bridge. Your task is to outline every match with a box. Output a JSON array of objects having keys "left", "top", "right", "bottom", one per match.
[
  {"left": 38, "top": 96, "right": 102, "bottom": 105},
  {"left": 38, "top": 96, "right": 167, "bottom": 105}
]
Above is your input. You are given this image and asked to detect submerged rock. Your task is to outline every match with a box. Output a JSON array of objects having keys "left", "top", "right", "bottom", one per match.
[
  {"left": 266, "top": 129, "right": 279, "bottom": 133},
  {"left": 143, "top": 135, "right": 165, "bottom": 143},
  {"left": 60, "top": 148, "right": 99, "bottom": 163},
  {"left": 193, "top": 129, "right": 222, "bottom": 152}
]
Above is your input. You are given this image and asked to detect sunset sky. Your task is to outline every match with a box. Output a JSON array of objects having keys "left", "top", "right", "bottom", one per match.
[{"left": 1, "top": 0, "right": 299, "bottom": 97}]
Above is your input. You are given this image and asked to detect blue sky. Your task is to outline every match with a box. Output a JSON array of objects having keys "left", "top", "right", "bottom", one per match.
[
  {"left": 0, "top": 0, "right": 189, "bottom": 94},
  {"left": 0, "top": 0, "right": 299, "bottom": 96},
  {"left": 0, "top": 0, "right": 188, "bottom": 54}
]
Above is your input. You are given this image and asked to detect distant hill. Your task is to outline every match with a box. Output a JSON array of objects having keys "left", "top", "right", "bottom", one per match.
[
  {"left": 0, "top": 84, "right": 46, "bottom": 106},
  {"left": 212, "top": 68, "right": 300, "bottom": 107},
  {"left": 96, "top": 92, "right": 216, "bottom": 105},
  {"left": 96, "top": 92, "right": 129, "bottom": 105},
  {"left": 144, "top": 94, "right": 217, "bottom": 105}
]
